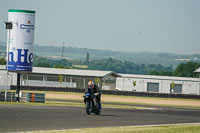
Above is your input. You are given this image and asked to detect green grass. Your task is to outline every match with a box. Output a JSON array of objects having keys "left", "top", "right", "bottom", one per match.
[
  {"left": 45, "top": 98, "right": 152, "bottom": 109},
  {"left": 26, "top": 124, "right": 200, "bottom": 133},
  {"left": 0, "top": 101, "right": 84, "bottom": 107},
  {"left": 0, "top": 100, "right": 153, "bottom": 110},
  {"left": 46, "top": 97, "right": 200, "bottom": 109},
  {"left": 72, "top": 65, "right": 88, "bottom": 69},
  {"left": 102, "top": 94, "right": 200, "bottom": 102}
]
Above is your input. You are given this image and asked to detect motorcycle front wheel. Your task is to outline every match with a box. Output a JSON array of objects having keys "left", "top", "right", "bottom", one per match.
[
  {"left": 86, "top": 101, "right": 92, "bottom": 115},
  {"left": 95, "top": 103, "right": 100, "bottom": 115}
]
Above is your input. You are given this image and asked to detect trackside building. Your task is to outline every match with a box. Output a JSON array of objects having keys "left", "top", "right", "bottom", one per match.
[
  {"left": 1, "top": 65, "right": 200, "bottom": 95},
  {"left": 194, "top": 67, "right": 200, "bottom": 95},
  {"left": 0, "top": 65, "right": 120, "bottom": 90},
  {"left": 116, "top": 73, "right": 200, "bottom": 95}
]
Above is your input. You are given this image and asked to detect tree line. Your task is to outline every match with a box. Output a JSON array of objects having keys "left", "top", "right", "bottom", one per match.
[
  {"left": 0, "top": 57, "right": 199, "bottom": 78},
  {"left": 147, "top": 61, "right": 200, "bottom": 77}
]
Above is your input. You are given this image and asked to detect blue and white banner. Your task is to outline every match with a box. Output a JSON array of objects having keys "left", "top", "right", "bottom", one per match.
[{"left": 6, "top": 9, "right": 35, "bottom": 72}]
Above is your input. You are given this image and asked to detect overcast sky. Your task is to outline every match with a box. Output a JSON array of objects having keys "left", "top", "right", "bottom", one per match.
[{"left": 0, "top": 0, "right": 200, "bottom": 54}]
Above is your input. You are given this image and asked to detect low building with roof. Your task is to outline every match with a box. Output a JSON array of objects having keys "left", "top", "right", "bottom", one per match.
[
  {"left": 0, "top": 65, "right": 120, "bottom": 90},
  {"left": 116, "top": 73, "right": 200, "bottom": 95},
  {"left": 1, "top": 65, "right": 200, "bottom": 95},
  {"left": 194, "top": 67, "right": 200, "bottom": 94}
]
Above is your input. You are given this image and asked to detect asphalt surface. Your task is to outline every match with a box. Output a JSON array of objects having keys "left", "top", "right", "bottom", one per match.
[{"left": 0, "top": 104, "right": 200, "bottom": 132}]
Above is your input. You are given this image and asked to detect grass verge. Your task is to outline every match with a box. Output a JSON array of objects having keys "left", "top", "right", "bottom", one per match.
[
  {"left": 27, "top": 124, "right": 200, "bottom": 133},
  {"left": 0, "top": 101, "right": 83, "bottom": 107},
  {"left": 46, "top": 97, "right": 200, "bottom": 109},
  {"left": 0, "top": 101, "right": 153, "bottom": 110}
]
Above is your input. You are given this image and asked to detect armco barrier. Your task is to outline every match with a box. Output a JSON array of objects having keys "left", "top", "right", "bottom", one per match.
[
  {"left": 10, "top": 85, "right": 200, "bottom": 99},
  {"left": 0, "top": 91, "right": 45, "bottom": 103},
  {"left": 0, "top": 91, "right": 3, "bottom": 101},
  {"left": 6, "top": 92, "right": 16, "bottom": 102},
  {"left": 0, "top": 91, "right": 16, "bottom": 102}
]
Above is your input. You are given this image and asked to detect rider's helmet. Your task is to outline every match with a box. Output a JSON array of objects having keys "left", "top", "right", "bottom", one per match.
[{"left": 88, "top": 81, "right": 94, "bottom": 89}]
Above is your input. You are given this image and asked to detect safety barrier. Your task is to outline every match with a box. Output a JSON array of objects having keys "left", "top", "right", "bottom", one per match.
[
  {"left": 0, "top": 91, "right": 16, "bottom": 102},
  {"left": 0, "top": 91, "right": 45, "bottom": 103},
  {"left": 27, "top": 93, "right": 45, "bottom": 103},
  {"left": 11, "top": 85, "right": 200, "bottom": 99}
]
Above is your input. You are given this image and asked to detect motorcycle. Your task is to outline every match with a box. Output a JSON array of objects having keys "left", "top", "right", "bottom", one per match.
[{"left": 83, "top": 91, "right": 100, "bottom": 115}]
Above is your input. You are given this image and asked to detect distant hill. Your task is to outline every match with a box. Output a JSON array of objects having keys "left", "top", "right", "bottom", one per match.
[{"left": 0, "top": 42, "right": 200, "bottom": 68}]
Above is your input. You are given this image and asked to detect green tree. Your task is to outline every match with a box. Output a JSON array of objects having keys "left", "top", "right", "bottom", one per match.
[
  {"left": 173, "top": 62, "right": 200, "bottom": 77},
  {"left": 35, "top": 62, "right": 50, "bottom": 67},
  {"left": 53, "top": 64, "right": 65, "bottom": 68},
  {"left": 148, "top": 70, "right": 172, "bottom": 76},
  {"left": 0, "top": 58, "right": 6, "bottom": 65}
]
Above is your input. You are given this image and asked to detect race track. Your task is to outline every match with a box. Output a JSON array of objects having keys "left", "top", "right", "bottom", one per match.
[{"left": 0, "top": 104, "right": 200, "bottom": 132}]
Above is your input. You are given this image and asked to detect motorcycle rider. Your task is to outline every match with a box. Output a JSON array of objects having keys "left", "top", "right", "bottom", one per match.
[{"left": 86, "top": 81, "right": 102, "bottom": 112}]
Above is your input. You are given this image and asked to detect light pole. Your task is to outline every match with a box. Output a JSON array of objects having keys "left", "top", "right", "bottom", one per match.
[
  {"left": 5, "top": 22, "right": 12, "bottom": 68},
  {"left": 5, "top": 22, "right": 13, "bottom": 101},
  {"left": 5, "top": 22, "right": 21, "bottom": 102}
]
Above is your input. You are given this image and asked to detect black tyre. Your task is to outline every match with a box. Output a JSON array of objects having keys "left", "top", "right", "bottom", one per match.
[
  {"left": 95, "top": 104, "right": 100, "bottom": 115},
  {"left": 86, "top": 101, "right": 91, "bottom": 115},
  {"left": 95, "top": 110, "right": 100, "bottom": 115}
]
